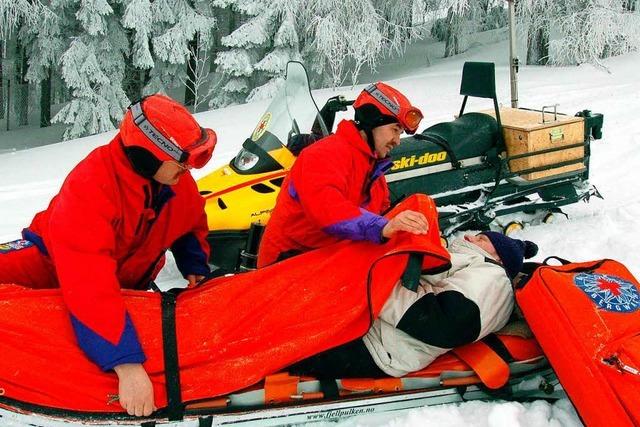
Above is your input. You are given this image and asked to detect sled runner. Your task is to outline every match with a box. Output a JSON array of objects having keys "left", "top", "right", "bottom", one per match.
[{"left": 0, "top": 335, "right": 564, "bottom": 427}]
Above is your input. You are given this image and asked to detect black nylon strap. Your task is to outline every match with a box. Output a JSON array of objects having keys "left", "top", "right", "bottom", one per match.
[
  {"left": 482, "top": 334, "right": 514, "bottom": 363},
  {"left": 543, "top": 257, "right": 609, "bottom": 273},
  {"left": 401, "top": 253, "right": 423, "bottom": 292},
  {"left": 542, "top": 256, "right": 572, "bottom": 266},
  {"left": 413, "top": 133, "right": 461, "bottom": 169},
  {"left": 561, "top": 259, "right": 609, "bottom": 273},
  {"left": 161, "top": 291, "right": 183, "bottom": 421},
  {"left": 319, "top": 379, "right": 340, "bottom": 400}
]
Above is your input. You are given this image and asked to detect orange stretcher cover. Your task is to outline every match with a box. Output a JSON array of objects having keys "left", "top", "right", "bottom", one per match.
[{"left": 0, "top": 194, "right": 450, "bottom": 414}]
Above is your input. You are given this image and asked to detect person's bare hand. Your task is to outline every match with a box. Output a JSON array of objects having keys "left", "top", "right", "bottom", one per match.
[
  {"left": 187, "top": 274, "right": 205, "bottom": 288},
  {"left": 113, "top": 363, "right": 156, "bottom": 417},
  {"left": 382, "top": 210, "right": 429, "bottom": 239}
]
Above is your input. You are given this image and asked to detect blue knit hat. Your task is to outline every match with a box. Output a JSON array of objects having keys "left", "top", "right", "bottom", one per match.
[{"left": 480, "top": 231, "right": 539, "bottom": 279}]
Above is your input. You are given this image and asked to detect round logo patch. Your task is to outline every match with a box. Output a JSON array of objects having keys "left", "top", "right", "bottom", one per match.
[
  {"left": 574, "top": 273, "right": 640, "bottom": 313},
  {"left": 251, "top": 112, "right": 272, "bottom": 142}
]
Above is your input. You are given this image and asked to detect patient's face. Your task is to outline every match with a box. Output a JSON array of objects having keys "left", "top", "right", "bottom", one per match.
[{"left": 464, "top": 234, "right": 500, "bottom": 262}]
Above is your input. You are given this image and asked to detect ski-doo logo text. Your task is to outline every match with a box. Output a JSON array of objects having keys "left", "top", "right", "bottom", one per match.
[
  {"left": 391, "top": 151, "right": 447, "bottom": 171},
  {"left": 574, "top": 273, "right": 640, "bottom": 313}
]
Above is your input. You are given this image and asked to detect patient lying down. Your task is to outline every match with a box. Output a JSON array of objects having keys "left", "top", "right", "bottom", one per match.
[{"left": 288, "top": 232, "right": 538, "bottom": 379}]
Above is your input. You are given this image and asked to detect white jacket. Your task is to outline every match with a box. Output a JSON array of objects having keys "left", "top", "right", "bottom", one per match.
[{"left": 362, "top": 238, "right": 514, "bottom": 377}]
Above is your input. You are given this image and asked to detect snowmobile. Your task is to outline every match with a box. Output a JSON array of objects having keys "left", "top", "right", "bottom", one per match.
[{"left": 197, "top": 61, "right": 604, "bottom": 274}]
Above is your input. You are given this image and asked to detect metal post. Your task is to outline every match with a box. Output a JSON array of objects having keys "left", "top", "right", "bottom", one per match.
[
  {"left": 6, "top": 78, "right": 9, "bottom": 131},
  {"left": 507, "top": 0, "right": 519, "bottom": 108}
]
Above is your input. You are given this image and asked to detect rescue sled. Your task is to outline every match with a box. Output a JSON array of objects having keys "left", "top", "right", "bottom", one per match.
[
  {"left": 197, "top": 61, "right": 604, "bottom": 274},
  {"left": 0, "top": 195, "right": 566, "bottom": 427},
  {"left": 0, "top": 339, "right": 564, "bottom": 427}
]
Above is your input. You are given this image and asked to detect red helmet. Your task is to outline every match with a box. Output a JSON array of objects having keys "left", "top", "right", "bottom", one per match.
[
  {"left": 120, "top": 94, "right": 217, "bottom": 169},
  {"left": 353, "top": 82, "right": 423, "bottom": 134}
]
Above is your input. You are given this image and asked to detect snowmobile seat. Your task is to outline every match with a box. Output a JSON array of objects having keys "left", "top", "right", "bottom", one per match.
[{"left": 420, "top": 112, "right": 500, "bottom": 160}]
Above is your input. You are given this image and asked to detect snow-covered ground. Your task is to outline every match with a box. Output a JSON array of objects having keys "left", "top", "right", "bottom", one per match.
[{"left": 1, "top": 34, "right": 638, "bottom": 426}]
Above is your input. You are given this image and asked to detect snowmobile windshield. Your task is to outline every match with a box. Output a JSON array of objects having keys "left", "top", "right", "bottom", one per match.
[{"left": 231, "top": 62, "right": 328, "bottom": 175}]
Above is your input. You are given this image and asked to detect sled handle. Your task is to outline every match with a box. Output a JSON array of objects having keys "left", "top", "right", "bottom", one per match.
[
  {"left": 543, "top": 257, "right": 610, "bottom": 273},
  {"left": 541, "top": 104, "right": 559, "bottom": 123},
  {"left": 542, "top": 256, "right": 571, "bottom": 266}
]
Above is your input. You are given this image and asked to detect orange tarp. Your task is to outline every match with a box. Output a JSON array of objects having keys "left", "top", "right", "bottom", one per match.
[{"left": 0, "top": 194, "right": 449, "bottom": 413}]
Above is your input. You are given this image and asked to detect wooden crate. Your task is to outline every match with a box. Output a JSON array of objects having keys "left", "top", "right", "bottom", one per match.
[{"left": 480, "top": 108, "right": 586, "bottom": 180}]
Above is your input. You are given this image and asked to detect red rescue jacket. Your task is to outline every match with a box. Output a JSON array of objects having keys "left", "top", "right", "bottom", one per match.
[
  {"left": 24, "top": 136, "right": 210, "bottom": 371},
  {"left": 258, "top": 120, "right": 391, "bottom": 268}
]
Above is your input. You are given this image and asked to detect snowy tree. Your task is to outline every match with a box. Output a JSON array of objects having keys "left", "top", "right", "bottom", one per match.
[
  {"left": 518, "top": 0, "right": 560, "bottom": 65},
  {"left": 45, "top": 0, "right": 215, "bottom": 140},
  {"left": 307, "top": 0, "right": 422, "bottom": 85},
  {"left": 0, "top": 0, "right": 42, "bottom": 40},
  {"left": 150, "top": 0, "right": 215, "bottom": 103},
  {"left": 22, "top": 4, "right": 69, "bottom": 127},
  {"left": 437, "top": 0, "right": 505, "bottom": 58},
  {"left": 180, "top": 32, "right": 217, "bottom": 112},
  {"left": 210, "top": 0, "right": 273, "bottom": 107},
  {"left": 549, "top": 0, "right": 640, "bottom": 67},
  {"left": 212, "top": 0, "right": 426, "bottom": 106},
  {"left": 122, "top": 0, "right": 216, "bottom": 101},
  {"left": 519, "top": 0, "right": 640, "bottom": 68},
  {"left": 52, "top": 0, "right": 130, "bottom": 140},
  {"left": 120, "top": 0, "right": 154, "bottom": 101},
  {"left": 0, "top": 0, "right": 43, "bottom": 124},
  {"left": 247, "top": 0, "right": 303, "bottom": 102},
  {"left": 443, "top": 1, "right": 467, "bottom": 57}
]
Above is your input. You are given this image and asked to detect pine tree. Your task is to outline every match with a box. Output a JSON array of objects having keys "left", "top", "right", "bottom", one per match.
[
  {"left": 247, "top": 0, "right": 302, "bottom": 102},
  {"left": 53, "top": 0, "right": 130, "bottom": 140},
  {"left": 211, "top": 0, "right": 426, "bottom": 107},
  {"left": 211, "top": 0, "right": 273, "bottom": 107},
  {"left": 146, "top": 0, "right": 216, "bottom": 99},
  {"left": 23, "top": 5, "right": 68, "bottom": 127},
  {"left": 47, "top": 0, "right": 215, "bottom": 140},
  {"left": 0, "top": 0, "right": 43, "bottom": 126}
]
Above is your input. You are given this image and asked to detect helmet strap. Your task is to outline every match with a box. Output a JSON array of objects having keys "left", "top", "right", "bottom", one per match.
[
  {"left": 364, "top": 127, "right": 376, "bottom": 154},
  {"left": 354, "top": 119, "right": 376, "bottom": 153}
]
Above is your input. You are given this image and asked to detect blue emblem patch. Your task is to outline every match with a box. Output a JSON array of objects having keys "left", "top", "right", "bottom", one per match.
[
  {"left": 0, "top": 239, "right": 35, "bottom": 254},
  {"left": 574, "top": 273, "right": 640, "bottom": 313}
]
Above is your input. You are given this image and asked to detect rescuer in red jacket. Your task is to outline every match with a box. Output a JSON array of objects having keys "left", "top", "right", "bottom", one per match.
[
  {"left": 257, "top": 82, "right": 430, "bottom": 268},
  {"left": 0, "top": 94, "right": 216, "bottom": 416}
]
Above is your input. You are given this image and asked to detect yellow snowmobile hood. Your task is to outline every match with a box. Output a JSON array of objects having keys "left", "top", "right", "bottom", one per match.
[{"left": 198, "top": 146, "right": 296, "bottom": 231}]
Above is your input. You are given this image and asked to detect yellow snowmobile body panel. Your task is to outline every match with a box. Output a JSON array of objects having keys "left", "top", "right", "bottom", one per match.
[{"left": 199, "top": 147, "right": 295, "bottom": 232}]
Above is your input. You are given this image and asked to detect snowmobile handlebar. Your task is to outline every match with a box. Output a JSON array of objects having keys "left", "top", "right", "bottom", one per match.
[{"left": 313, "top": 96, "right": 355, "bottom": 134}]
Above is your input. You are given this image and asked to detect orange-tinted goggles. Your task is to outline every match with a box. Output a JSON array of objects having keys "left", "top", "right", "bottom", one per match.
[
  {"left": 129, "top": 101, "right": 216, "bottom": 169},
  {"left": 183, "top": 128, "right": 217, "bottom": 169},
  {"left": 362, "top": 83, "right": 423, "bottom": 134},
  {"left": 402, "top": 108, "right": 424, "bottom": 134}
]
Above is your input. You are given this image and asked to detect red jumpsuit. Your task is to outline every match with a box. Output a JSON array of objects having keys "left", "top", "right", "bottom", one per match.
[
  {"left": 0, "top": 136, "right": 210, "bottom": 370},
  {"left": 258, "top": 120, "right": 391, "bottom": 267}
]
